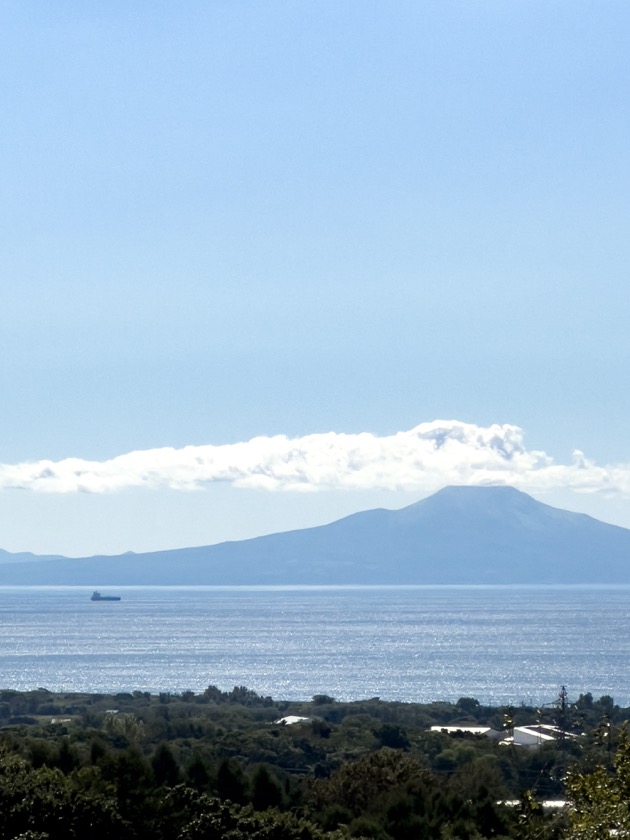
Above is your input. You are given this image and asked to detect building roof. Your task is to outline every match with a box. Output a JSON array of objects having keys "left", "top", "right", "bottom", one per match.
[
  {"left": 273, "top": 715, "right": 311, "bottom": 726},
  {"left": 430, "top": 725, "right": 500, "bottom": 736}
]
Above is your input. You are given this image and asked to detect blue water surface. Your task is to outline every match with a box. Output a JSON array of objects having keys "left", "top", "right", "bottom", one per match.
[{"left": 0, "top": 585, "right": 628, "bottom": 706}]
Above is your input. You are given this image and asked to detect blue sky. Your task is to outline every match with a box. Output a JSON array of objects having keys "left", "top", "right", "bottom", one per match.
[{"left": 2, "top": 2, "right": 630, "bottom": 556}]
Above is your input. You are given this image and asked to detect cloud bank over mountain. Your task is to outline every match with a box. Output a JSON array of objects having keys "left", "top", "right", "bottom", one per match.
[{"left": 0, "top": 420, "right": 625, "bottom": 498}]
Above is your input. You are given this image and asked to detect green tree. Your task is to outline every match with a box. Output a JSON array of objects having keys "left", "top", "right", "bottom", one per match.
[
  {"left": 103, "top": 712, "right": 145, "bottom": 745},
  {"left": 251, "top": 764, "right": 284, "bottom": 810},
  {"left": 565, "top": 729, "right": 630, "bottom": 839},
  {"left": 216, "top": 757, "right": 248, "bottom": 804},
  {"left": 151, "top": 743, "right": 181, "bottom": 787},
  {"left": 0, "top": 747, "right": 126, "bottom": 840}
]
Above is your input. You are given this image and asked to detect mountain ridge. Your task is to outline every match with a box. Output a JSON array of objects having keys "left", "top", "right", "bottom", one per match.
[{"left": 1, "top": 485, "right": 629, "bottom": 585}]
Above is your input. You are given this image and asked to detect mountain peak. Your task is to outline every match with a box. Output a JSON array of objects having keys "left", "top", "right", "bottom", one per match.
[
  {"left": 428, "top": 484, "right": 532, "bottom": 504},
  {"left": 397, "top": 484, "right": 538, "bottom": 523}
]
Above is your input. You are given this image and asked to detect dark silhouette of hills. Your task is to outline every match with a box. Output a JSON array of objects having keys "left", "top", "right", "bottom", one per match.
[{"left": 1, "top": 486, "right": 629, "bottom": 585}]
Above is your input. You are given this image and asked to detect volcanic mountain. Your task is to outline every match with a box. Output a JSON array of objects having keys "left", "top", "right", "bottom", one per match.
[{"left": 1, "top": 486, "right": 629, "bottom": 585}]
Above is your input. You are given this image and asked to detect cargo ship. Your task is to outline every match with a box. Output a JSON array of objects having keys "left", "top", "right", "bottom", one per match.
[{"left": 90, "top": 591, "right": 121, "bottom": 602}]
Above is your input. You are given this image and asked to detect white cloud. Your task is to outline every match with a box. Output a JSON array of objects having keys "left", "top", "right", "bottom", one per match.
[{"left": 1, "top": 420, "right": 629, "bottom": 496}]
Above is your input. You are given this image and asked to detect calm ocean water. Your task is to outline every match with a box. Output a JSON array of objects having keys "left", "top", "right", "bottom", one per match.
[{"left": 0, "top": 585, "right": 629, "bottom": 707}]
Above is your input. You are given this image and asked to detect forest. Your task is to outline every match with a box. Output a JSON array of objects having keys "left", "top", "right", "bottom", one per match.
[{"left": 0, "top": 684, "right": 627, "bottom": 839}]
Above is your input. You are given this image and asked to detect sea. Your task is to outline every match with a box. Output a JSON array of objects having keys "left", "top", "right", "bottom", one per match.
[{"left": 1, "top": 585, "right": 629, "bottom": 707}]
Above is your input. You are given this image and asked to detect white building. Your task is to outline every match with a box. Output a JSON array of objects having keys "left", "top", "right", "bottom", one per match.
[
  {"left": 430, "top": 725, "right": 503, "bottom": 739},
  {"left": 505, "top": 724, "right": 577, "bottom": 748}
]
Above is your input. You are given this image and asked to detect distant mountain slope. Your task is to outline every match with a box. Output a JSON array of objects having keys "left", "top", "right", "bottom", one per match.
[
  {"left": 0, "top": 548, "right": 63, "bottom": 565},
  {"left": 1, "top": 486, "right": 630, "bottom": 585}
]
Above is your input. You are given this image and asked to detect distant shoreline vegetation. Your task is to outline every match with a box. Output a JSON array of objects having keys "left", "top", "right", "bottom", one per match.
[{"left": 0, "top": 685, "right": 630, "bottom": 728}]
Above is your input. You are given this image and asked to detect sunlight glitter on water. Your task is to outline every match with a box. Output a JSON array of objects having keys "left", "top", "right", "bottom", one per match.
[{"left": 0, "top": 585, "right": 628, "bottom": 705}]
